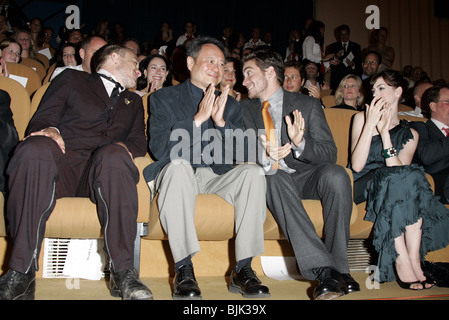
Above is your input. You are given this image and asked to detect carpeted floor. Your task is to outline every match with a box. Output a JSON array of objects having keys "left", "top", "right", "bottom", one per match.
[{"left": 34, "top": 271, "right": 449, "bottom": 301}]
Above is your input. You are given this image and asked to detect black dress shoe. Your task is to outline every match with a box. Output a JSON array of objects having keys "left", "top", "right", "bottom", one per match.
[
  {"left": 110, "top": 268, "right": 153, "bottom": 300},
  {"left": 229, "top": 265, "right": 270, "bottom": 298},
  {"left": 173, "top": 265, "right": 202, "bottom": 300},
  {"left": 0, "top": 269, "right": 36, "bottom": 300},
  {"left": 312, "top": 267, "right": 347, "bottom": 300},
  {"left": 342, "top": 273, "right": 360, "bottom": 292}
]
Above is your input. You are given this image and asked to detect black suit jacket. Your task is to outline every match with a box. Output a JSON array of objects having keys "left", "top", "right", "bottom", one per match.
[
  {"left": 327, "top": 41, "right": 362, "bottom": 90},
  {"left": 411, "top": 120, "right": 449, "bottom": 175},
  {"left": 27, "top": 69, "right": 147, "bottom": 161},
  {"left": 241, "top": 89, "right": 337, "bottom": 173},
  {"left": 144, "top": 80, "right": 243, "bottom": 182}
]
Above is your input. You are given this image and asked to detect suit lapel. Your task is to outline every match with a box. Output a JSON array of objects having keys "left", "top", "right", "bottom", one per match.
[{"left": 88, "top": 74, "right": 114, "bottom": 109}]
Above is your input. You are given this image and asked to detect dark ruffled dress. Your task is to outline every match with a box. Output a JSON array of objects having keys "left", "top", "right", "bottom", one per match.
[{"left": 351, "top": 120, "right": 449, "bottom": 282}]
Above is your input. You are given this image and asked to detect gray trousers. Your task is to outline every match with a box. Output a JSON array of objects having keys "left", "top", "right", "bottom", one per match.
[
  {"left": 155, "top": 160, "right": 266, "bottom": 264},
  {"left": 266, "top": 164, "right": 352, "bottom": 280}
]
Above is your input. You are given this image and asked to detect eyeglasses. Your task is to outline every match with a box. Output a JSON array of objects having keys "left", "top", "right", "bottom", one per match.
[
  {"left": 343, "top": 84, "right": 358, "bottom": 89},
  {"left": 364, "top": 60, "right": 378, "bottom": 66}
]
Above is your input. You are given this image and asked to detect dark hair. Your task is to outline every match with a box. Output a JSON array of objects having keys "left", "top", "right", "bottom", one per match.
[
  {"left": 284, "top": 60, "right": 306, "bottom": 80},
  {"left": 186, "top": 35, "right": 225, "bottom": 60},
  {"left": 362, "top": 50, "right": 382, "bottom": 66},
  {"left": 370, "top": 70, "right": 408, "bottom": 99},
  {"left": 242, "top": 48, "right": 284, "bottom": 86},
  {"left": 306, "top": 20, "right": 325, "bottom": 45},
  {"left": 55, "top": 42, "right": 81, "bottom": 67},
  {"left": 136, "top": 53, "right": 172, "bottom": 90},
  {"left": 424, "top": 85, "right": 449, "bottom": 111},
  {"left": 337, "top": 24, "right": 350, "bottom": 34},
  {"left": 92, "top": 43, "right": 128, "bottom": 72}
]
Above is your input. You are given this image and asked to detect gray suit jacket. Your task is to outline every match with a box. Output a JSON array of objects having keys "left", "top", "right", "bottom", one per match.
[{"left": 241, "top": 89, "right": 337, "bottom": 172}]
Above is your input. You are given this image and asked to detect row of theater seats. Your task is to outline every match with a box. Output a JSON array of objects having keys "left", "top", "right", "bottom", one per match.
[{"left": 1, "top": 75, "right": 445, "bottom": 278}]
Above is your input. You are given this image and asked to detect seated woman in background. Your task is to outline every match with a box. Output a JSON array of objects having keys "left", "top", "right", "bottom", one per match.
[
  {"left": 350, "top": 70, "right": 449, "bottom": 290},
  {"left": 217, "top": 57, "right": 242, "bottom": 101},
  {"left": 332, "top": 74, "right": 364, "bottom": 111},
  {"left": 55, "top": 43, "right": 80, "bottom": 68},
  {"left": 135, "top": 53, "right": 171, "bottom": 97}
]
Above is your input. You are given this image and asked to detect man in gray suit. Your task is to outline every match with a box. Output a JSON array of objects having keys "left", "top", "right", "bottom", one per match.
[{"left": 241, "top": 49, "right": 358, "bottom": 300}]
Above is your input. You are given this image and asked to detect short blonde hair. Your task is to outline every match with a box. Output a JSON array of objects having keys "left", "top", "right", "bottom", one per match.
[{"left": 335, "top": 74, "right": 364, "bottom": 106}]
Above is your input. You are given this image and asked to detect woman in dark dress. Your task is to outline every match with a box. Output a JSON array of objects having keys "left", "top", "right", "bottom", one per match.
[{"left": 350, "top": 70, "right": 449, "bottom": 290}]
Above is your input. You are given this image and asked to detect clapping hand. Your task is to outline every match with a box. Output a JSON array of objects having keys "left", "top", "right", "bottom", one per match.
[{"left": 285, "top": 109, "right": 305, "bottom": 147}]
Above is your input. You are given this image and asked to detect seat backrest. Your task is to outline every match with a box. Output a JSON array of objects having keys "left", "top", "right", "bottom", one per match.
[
  {"left": 322, "top": 95, "right": 336, "bottom": 108},
  {"left": 20, "top": 58, "right": 46, "bottom": 80},
  {"left": 36, "top": 53, "right": 50, "bottom": 71},
  {"left": 0, "top": 76, "right": 31, "bottom": 139},
  {"left": 30, "top": 82, "right": 50, "bottom": 117},
  {"left": 43, "top": 63, "right": 57, "bottom": 85},
  {"left": 324, "top": 108, "right": 358, "bottom": 168},
  {"left": 6, "top": 62, "right": 42, "bottom": 96},
  {"left": 141, "top": 92, "right": 150, "bottom": 138}
]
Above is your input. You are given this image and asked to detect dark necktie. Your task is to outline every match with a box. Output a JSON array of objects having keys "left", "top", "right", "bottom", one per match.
[
  {"left": 98, "top": 73, "right": 123, "bottom": 106},
  {"left": 262, "top": 101, "right": 279, "bottom": 170}
]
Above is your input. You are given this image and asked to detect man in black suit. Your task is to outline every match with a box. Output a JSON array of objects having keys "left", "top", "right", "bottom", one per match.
[
  {"left": 326, "top": 25, "right": 362, "bottom": 92},
  {"left": 412, "top": 85, "right": 449, "bottom": 203},
  {"left": 360, "top": 50, "right": 382, "bottom": 105},
  {"left": 0, "top": 44, "right": 153, "bottom": 300},
  {"left": 241, "top": 49, "right": 358, "bottom": 300},
  {"left": 144, "top": 36, "right": 269, "bottom": 300}
]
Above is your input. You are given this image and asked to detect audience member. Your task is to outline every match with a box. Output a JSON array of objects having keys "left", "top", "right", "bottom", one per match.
[
  {"left": 145, "top": 36, "right": 270, "bottom": 300},
  {"left": 54, "top": 42, "right": 80, "bottom": 68},
  {"left": 332, "top": 74, "right": 364, "bottom": 110},
  {"left": 27, "top": 17, "right": 42, "bottom": 44},
  {"left": 50, "top": 35, "right": 107, "bottom": 80},
  {"left": 92, "top": 19, "right": 110, "bottom": 42},
  {"left": 302, "top": 20, "right": 335, "bottom": 76},
  {"left": 123, "top": 38, "right": 141, "bottom": 56},
  {"left": 360, "top": 50, "right": 382, "bottom": 105},
  {"left": 36, "top": 27, "right": 56, "bottom": 58},
  {"left": 241, "top": 49, "right": 358, "bottom": 300},
  {"left": 0, "top": 43, "right": 152, "bottom": 300},
  {"left": 350, "top": 70, "right": 449, "bottom": 290},
  {"left": 135, "top": 53, "right": 171, "bottom": 97},
  {"left": 11, "top": 29, "right": 38, "bottom": 61},
  {"left": 0, "top": 14, "right": 10, "bottom": 41},
  {"left": 326, "top": 24, "right": 362, "bottom": 91},
  {"left": 284, "top": 29, "right": 301, "bottom": 62},
  {"left": 366, "top": 27, "right": 395, "bottom": 72},
  {"left": 175, "top": 21, "right": 195, "bottom": 47},
  {"left": 0, "top": 89, "right": 18, "bottom": 195},
  {"left": 411, "top": 85, "right": 449, "bottom": 204},
  {"left": 283, "top": 60, "right": 305, "bottom": 93},
  {"left": 399, "top": 81, "right": 433, "bottom": 118},
  {"left": 243, "top": 27, "right": 265, "bottom": 50},
  {"left": 217, "top": 56, "right": 242, "bottom": 101},
  {"left": 303, "top": 60, "right": 329, "bottom": 99},
  {"left": 0, "top": 38, "right": 21, "bottom": 63},
  {"left": 154, "top": 21, "right": 175, "bottom": 58},
  {"left": 66, "top": 29, "right": 84, "bottom": 46}
]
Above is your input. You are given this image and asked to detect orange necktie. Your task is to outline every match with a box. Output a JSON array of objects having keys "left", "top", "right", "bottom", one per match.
[{"left": 262, "top": 101, "right": 279, "bottom": 170}]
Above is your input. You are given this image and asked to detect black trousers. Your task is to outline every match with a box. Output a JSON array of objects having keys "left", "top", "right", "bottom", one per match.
[
  {"left": 6, "top": 136, "right": 140, "bottom": 274},
  {"left": 266, "top": 164, "right": 353, "bottom": 280}
]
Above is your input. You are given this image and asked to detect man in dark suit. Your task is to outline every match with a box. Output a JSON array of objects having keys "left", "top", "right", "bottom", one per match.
[
  {"left": 144, "top": 36, "right": 269, "bottom": 300},
  {"left": 326, "top": 25, "right": 362, "bottom": 92},
  {"left": 412, "top": 85, "right": 449, "bottom": 203},
  {"left": 0, "top": 44, "right": 153, "bottom": 300},
  {"left": 241, "top": 49, "right": 358, "bottom": 300}
]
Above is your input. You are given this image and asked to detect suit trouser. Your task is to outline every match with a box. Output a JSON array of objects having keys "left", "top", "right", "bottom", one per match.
[
  {"left": 266, "top": 164, "right": 352, "bottom": 280},
  {"left": 155, "top": 160, "right": 266, "bottom": 264},
  {"left": 6, "top": 136, "right": 140, "bottom": 274}
]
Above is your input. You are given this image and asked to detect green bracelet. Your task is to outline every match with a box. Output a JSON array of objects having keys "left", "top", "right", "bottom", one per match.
[{"left": 382, "top": 147, "right": 397, "bottom": 159}]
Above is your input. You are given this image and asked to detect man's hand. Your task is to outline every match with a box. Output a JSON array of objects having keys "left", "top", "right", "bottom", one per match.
[
  {"left": 285, "top": 110, "right": 305, "bottom": 147},
  {"left": 28, "top": 127, "right": 66, "bottom": 154},
  {"left": 194, "top": 84, "right": 229, "bottom": 127},
  {"left": 260, "top": 135, "right": 292, "bottom": 161}
]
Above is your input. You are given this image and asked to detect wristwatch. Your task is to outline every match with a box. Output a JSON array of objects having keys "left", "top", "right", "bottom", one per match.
[{"left": 382, "top": 147, "right": 397, "bottom": 159}]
